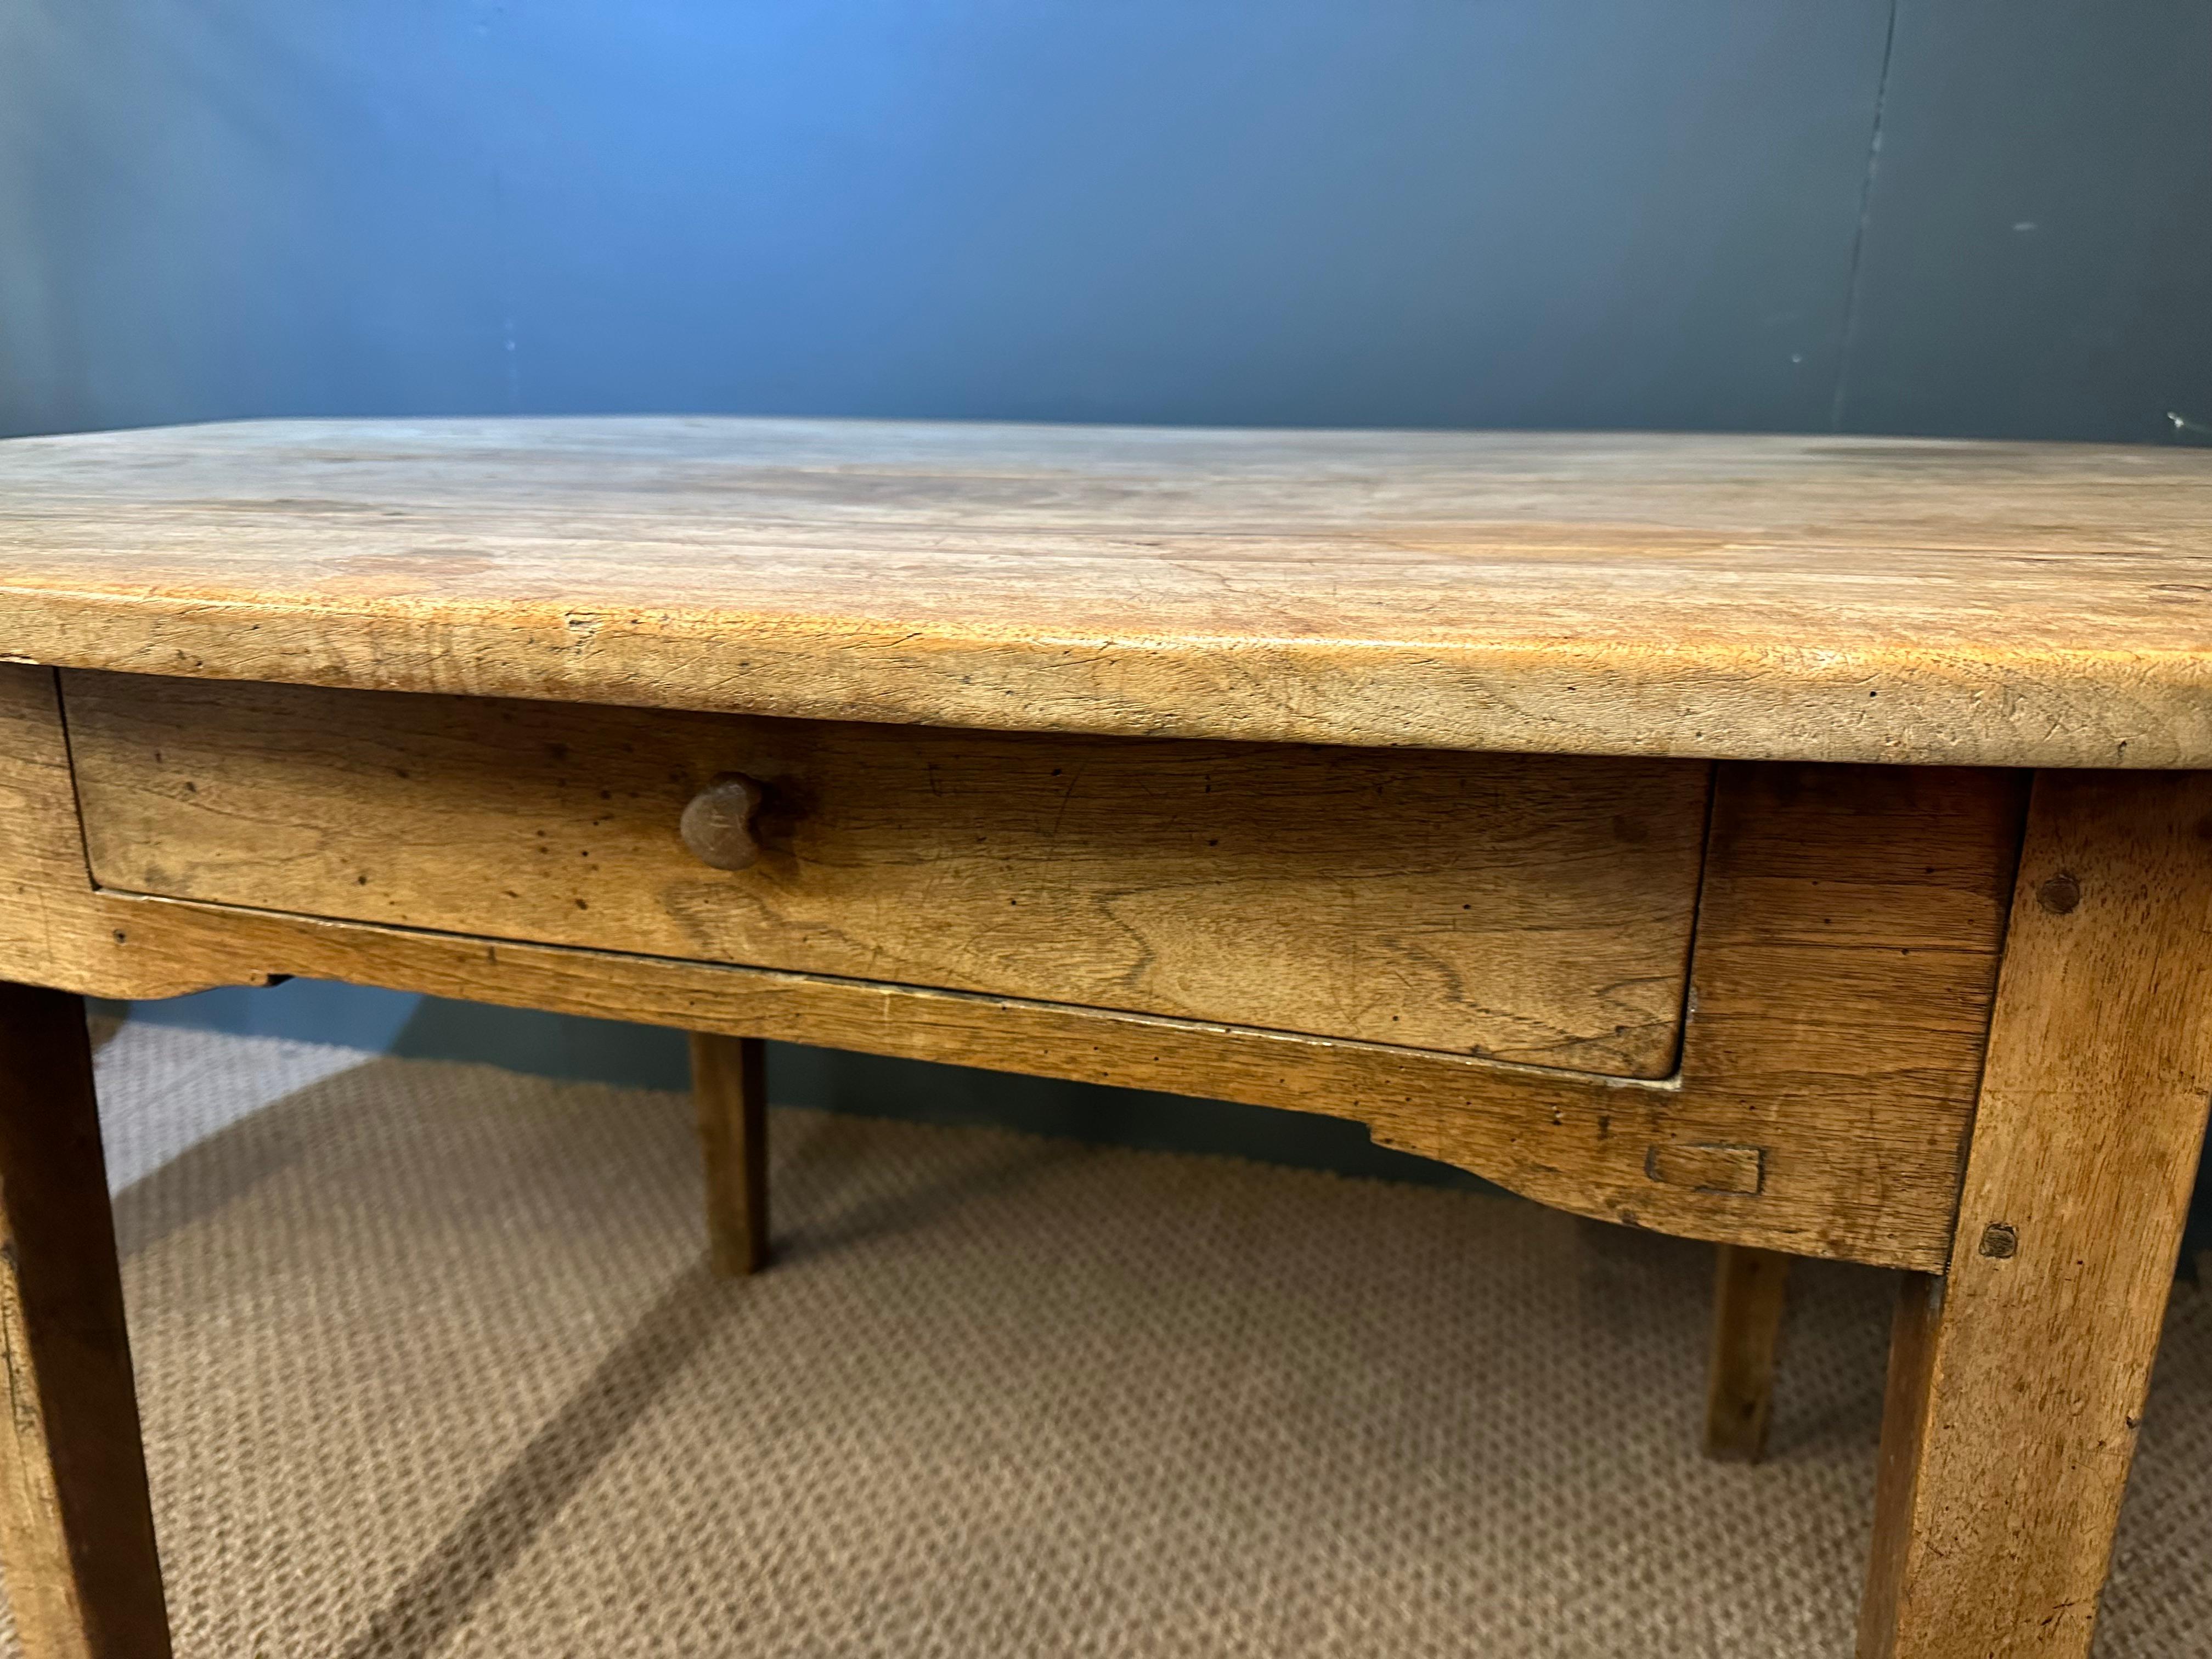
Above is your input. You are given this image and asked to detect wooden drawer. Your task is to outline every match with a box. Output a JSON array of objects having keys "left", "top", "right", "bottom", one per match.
[{"left": 63, "top": 672, "right": 1711, "bottom": 1078}]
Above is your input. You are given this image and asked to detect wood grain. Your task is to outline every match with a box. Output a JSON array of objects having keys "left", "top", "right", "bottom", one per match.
[
  {"left": 3, "top": 419, "right": 2211, "bottom": 767},
  {"left": 0, "top": 667, "right": 2022, "bottom": 1269},
  {"left": 1702, "top": 1244, "right": 1790, "bottom": 1463},
  {"left": 0, "top": 984, "right": 172, "bottom": 1659},
  {"left": 64, "top": 672, "right": 1711, "bottom": 1079},
  {"left": 0, "top": 667, "right": 221, "bottom": 1003},
  {"left": 1629, "top": 761, "right": 2025, "bottom": 1263},
  {"left": 1857, "top": 770, "right": 2212, "bottom": 1659},
  {"left": 689, "top": 1032, "right": 769, "bottom": 1277}
]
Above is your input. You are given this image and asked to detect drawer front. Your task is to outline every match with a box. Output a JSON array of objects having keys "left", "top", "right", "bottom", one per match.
[{"left": 64, "top": 672, "right": 1710, "bottom": 1077}]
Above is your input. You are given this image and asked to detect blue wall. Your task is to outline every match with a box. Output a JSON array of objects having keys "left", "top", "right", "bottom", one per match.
[
  {"left": 4, "top": 0, "right": 1900, "bottom": 435},
  {"left": 10, "top": 2, "right": 2212, "bottom": 1234}
]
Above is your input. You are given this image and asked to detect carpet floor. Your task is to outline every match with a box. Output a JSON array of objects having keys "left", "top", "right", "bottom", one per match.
[{"left": 2, "top": 1026, "right": 2205, "bottom": 1656}]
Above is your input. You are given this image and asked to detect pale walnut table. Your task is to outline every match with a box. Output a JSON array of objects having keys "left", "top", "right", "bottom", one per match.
[{"left": 2, "top": 417, "right": 2209, "bottom": 1658}]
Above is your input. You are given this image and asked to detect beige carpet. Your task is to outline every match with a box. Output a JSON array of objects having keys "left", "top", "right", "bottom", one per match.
[{"left": 3, "top": 1032, "right": 2207, "bottom": 1656}]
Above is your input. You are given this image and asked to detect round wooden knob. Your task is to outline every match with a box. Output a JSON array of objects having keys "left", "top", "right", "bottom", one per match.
[{"left": 680, "top": 773, "right": 767, "bottom": 870}]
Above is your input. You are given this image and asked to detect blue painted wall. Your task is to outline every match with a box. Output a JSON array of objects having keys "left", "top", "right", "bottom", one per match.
[
  {"left": 4, "top": 0, "right": 1900, "bottom": 436},
  {"left": 9, "top": 1, "right": 2211, "bottom": 1236}
]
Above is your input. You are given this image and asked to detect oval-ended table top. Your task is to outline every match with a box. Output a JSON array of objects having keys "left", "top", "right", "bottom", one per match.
[{"left": 2, "top": 415, "right": 2209, "bottom": 768}]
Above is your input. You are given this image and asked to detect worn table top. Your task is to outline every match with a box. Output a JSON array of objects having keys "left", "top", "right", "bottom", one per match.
[{"left": 2, "top": 416, "right": 2208, "bottom": 766}]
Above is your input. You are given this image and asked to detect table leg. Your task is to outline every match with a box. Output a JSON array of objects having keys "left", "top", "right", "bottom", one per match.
[
  {"left": 0, "top": 984, "right": 171, "bottom": 1659},
  {"left": 1703, "top": 1243, "right": 1790, "bottom": 1462},
  {"left": 689, "top": 1032, "right": 769, "bottom": 1277},
  {"left": 1856, "top": 771, "right": 2212, "bottom": 1659}
]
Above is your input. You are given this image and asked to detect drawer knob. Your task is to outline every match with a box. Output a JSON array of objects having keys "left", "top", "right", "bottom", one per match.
[{"left": 680, "top": 774, "right": 768, "bottom": 870}]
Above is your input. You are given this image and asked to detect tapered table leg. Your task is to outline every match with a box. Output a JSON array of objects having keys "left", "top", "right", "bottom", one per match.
[
  {"left": 1857, "top": 771, "right": 2212, "bottom": 1658},
  {"left": 0, "top": 983, "right": 171, "bottom": 1659},
  {"left": 689, "top": 1032, "right": 769, "bottom": 1277},
  {"left": 1703, "top": 1243, "right": 1790, "bottom": 1462}
]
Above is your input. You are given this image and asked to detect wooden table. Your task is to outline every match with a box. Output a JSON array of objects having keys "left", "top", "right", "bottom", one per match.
[{"left": 2, "top": 417, "right": 2208, "bottom": 1657}]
